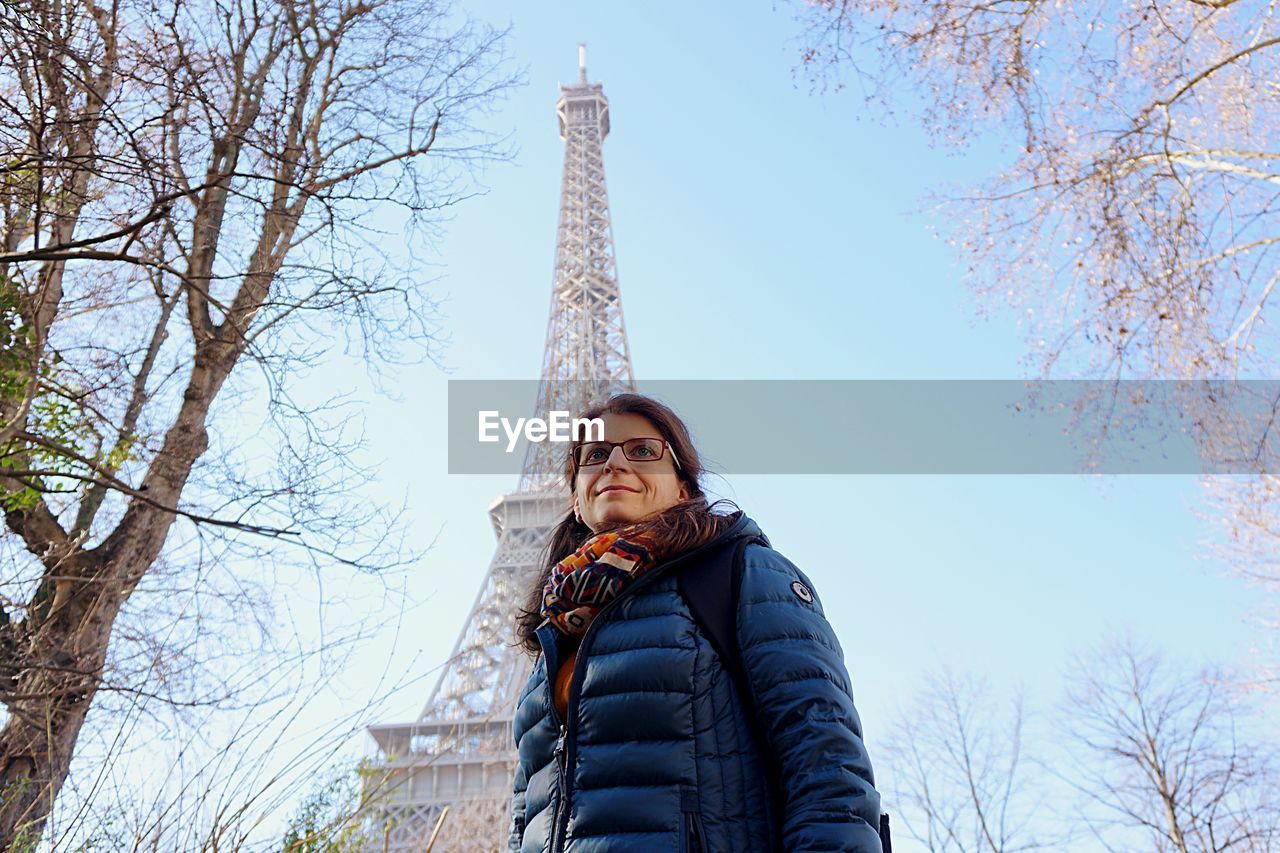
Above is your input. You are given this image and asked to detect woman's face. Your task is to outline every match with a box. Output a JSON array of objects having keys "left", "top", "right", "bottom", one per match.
[{"left": 573, "top": 412, "right": 689, "bottom": 532}]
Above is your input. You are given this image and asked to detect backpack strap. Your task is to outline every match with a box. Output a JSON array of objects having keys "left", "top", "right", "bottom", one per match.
[
  {"left": 677, "top": 535, "right": 760, "bottom": 687},
  {"left": 677, "top": 534, "right": 784, "bottom": 849},
  {"left": 677, "top": 535, "right": 893, "bottom": 853}
]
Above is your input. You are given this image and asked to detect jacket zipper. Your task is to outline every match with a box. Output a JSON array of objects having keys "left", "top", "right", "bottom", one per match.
[
  {"left": 536, "top": 624, "right": 568, "bottom": 852},
  {"left": 546, "top": 517, "right": 751, "bottom": 853},
  {"left": 550, "top": 722, "right": 569, "bottom": 852},
  {"left": 682, "top": 810, "right": 706, "bottom": 853}
]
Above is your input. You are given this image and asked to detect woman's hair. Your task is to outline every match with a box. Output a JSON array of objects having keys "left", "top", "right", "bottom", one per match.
[{"left": 514, "top": 392, "right": 740, "bottom": 655}]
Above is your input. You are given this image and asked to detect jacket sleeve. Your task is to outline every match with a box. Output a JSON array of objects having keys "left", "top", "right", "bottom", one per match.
[
  {"left": 508, "top": 664, "right": 533, "bottom": 853},
  {"left": 507, "top": 760, "right": 528, "bottom": 852},
  {"left": 735, "top": 544, "right": 882, "bottom": 852}
]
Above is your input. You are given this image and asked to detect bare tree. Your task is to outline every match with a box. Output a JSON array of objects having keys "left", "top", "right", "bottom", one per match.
[
  {"left": 790, "top": 0, "right": 1280, "bottom": 605},
  {"left": 0, "top": 0, "right": 514, "bottom": 843},
  {"left": 882, "top": 668, "right": 1053, "bottom": 852},
  {"left": 794, "top": 0, "right": 1280, "bottom": 378},
  {"left": 887, "top": 649, "right": 1280, "bottom": 851},
  {"left": 1061, "top": 639, "right": 1280, "bottom": 852},
  {"left": 1200, "top": 470, "right": 1280, "bottom": 652}
]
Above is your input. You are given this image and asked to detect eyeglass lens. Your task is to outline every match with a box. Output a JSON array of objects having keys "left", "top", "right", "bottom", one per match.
[{"left": 574, "top": 438, "right": 666, "bottom": 466}]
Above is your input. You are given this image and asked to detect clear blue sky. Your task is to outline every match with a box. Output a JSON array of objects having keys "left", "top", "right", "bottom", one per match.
[{"left": 240, "top": 1, "right": 1273, "bottom": 847}]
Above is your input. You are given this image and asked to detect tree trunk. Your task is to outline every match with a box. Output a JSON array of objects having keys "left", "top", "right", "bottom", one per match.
[
  {"left": 0, "top": 555, "right": 116, "bottom": 847},
  {"left": 0, "top": 683, "right": 96, "bottom": 847},
  {"left": 0, "top": 349, "right": 223, "bottom": 846}
]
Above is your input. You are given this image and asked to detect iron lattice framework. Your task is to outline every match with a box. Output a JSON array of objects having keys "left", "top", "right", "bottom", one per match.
[
  {"left": 362, "top": 47, "right": 635, "bottom": 851},
  {"left": 522, "top": 46, "right": 634, "bottom": 492}
]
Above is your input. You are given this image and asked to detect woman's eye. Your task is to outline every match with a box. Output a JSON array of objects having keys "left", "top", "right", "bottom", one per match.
[
  {"left": 633, "top": 446, "right": 655, "bottom": 457},
  {"left": 585, "top": 448, "right": 608, "bottom": 462}
]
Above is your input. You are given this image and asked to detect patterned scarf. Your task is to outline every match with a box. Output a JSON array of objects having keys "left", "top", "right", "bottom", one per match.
[{"left": 540, "top": 523, "right": 665, "bottom": 636}]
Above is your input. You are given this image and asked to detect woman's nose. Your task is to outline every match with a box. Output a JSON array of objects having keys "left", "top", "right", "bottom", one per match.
[{"left": 602, "top": 445, "right": 630, "bottom": 471}]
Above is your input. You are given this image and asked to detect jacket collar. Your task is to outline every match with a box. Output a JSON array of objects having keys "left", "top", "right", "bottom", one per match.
[{"left": 533, "top": 510, "right": 768, "bottom": 655}]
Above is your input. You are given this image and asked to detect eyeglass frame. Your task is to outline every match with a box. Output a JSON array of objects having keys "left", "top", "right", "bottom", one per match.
[{"left": 570, "top": 437, "right": 682, "bottom": 472}]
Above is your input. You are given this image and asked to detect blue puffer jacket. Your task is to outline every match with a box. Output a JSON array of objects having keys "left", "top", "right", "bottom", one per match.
[{"left": 507, "top": 513, "right": 882, "bottom": 852}]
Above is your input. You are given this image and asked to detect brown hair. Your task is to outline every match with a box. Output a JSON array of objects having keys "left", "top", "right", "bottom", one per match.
[{"left": 514, "top": 392, "right": 740, "bottom": 655}]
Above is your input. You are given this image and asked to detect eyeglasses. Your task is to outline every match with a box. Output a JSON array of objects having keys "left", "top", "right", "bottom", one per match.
[{"left": 572, "top": 437, "right": 681, "bottom": 470}]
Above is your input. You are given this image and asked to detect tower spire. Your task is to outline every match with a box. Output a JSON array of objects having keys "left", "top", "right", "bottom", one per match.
[
  {"left": 362, "top": 53, "right": 638, "bottom": 850},
  {"left": 520, "top": 46, "right": 635, "bottom": 491}
]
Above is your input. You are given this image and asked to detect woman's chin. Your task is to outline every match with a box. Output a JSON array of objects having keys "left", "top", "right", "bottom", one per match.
[{"left": 597, "top": 509, "right": 642, "bottom": 527}]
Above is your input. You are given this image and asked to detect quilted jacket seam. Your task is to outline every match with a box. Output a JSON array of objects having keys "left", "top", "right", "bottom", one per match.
[
  {"left": 568, "top": 829, "right": 670, "bottom": 838},
  {"left": 573, "top": 781, "right": 675, "bottom": 790},
  {"left": 743, "top": 632, "right": 840, "bottom": 656},
  {"left": 577, "top": 735, "right": 686, "bottom": 747},
  {"left": 579, "top": 686, "right": 694, "bottom": 699},
  {"left": 585, "top": 642, "right": 687, "bottom": 659}
]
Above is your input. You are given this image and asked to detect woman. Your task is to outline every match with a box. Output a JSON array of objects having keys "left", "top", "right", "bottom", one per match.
[{"left": 507, "top": 393, "right": 883, "bottom": 852}]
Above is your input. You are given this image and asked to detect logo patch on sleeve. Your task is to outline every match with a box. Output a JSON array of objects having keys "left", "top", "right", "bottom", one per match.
[{"left": 790, "top": 580, "right": 814, "bottom": 603}]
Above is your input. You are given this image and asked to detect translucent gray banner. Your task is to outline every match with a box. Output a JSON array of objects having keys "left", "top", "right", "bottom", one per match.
[{"left": 447, "top": 380, "right": 1280, "bottom": 475}]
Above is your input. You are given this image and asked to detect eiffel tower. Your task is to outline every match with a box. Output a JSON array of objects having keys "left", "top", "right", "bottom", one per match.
[{"left": 363, "top": 46, "right": 636, "bottom": 851}]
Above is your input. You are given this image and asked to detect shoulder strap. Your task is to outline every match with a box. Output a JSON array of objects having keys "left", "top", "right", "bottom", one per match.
[
  {"left": 677, "top": 535, "right": 893, "bottom": 853},
  {"left": 678, "top": 534, "right": 784, "bottom": 848},
  {"left": 677, "top": 535, "right": 758, "bottom": 684}
]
